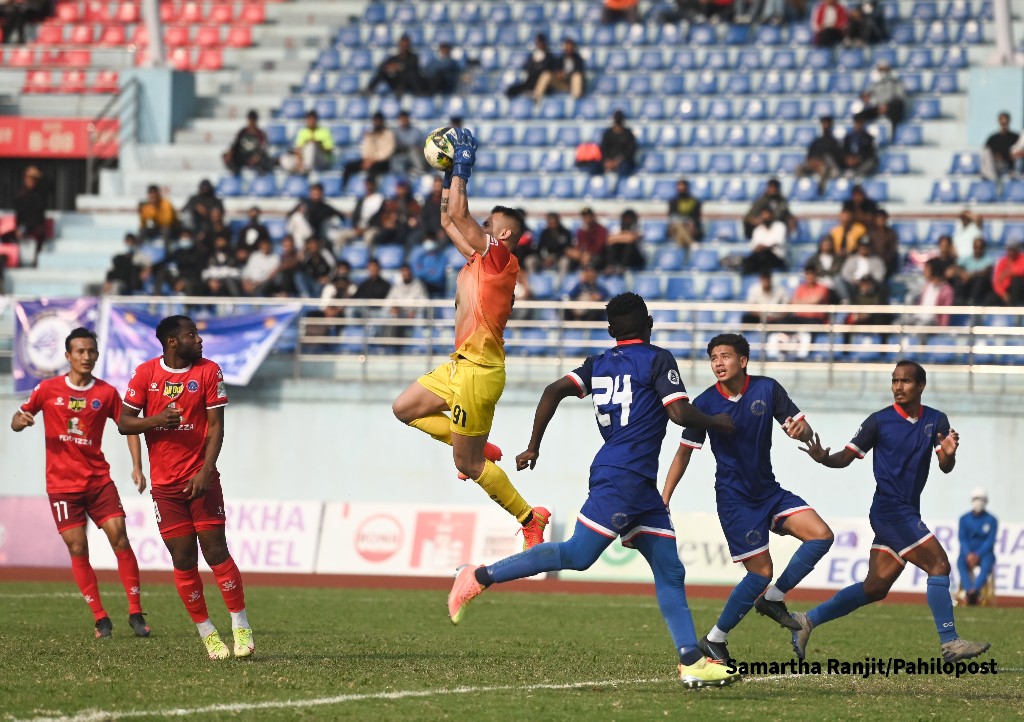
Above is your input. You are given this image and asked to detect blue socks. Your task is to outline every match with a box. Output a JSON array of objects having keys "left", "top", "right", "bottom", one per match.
[
  {"left": 807, "top": 582, "right": 869, "bottom": 627},
  {"left": 926, "top": 575, "right": 958, "bottom": 643},
  {"left": 775, "top": 538, "right": 833, "bottom": 594},
  {"left": 716, "top": 571, "right": 771, "bottom": 633},
  {"left": 632, "top": 533, "right": 700, "bottom": 662},
  {"left": 486, "top": 520, "right": 611, "bottom": 584}
]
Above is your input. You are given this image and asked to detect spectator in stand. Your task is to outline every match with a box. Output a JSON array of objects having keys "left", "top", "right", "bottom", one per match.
[
  {"left": 741, "top": 208, "right": 788, "bottom": 275},
  {"left": 741, "top": 271, "right": 789, "bottom": 323},
  {"left": 867, "top": 208, "right": 900, "bottom": 277},
  {"left": 294, "top": 236, "right": 336, "bottom": 298},
  {"left": 364, "top": 34, "right": 421, "bottom": 97},
  {"left": 182, "top": 179, "right": 224, "bottom": 239},
  {"left": 5, "top": 165, "right": 49, "bottom": 266},
  {"left": 696, "top": 0, "right": 736, "bottom": 22},
  {"left": 153, "top": 231, "right": 204, "bottom": 295},
  {"left": 511, "top": 208, "right": 535, "bottom": 269},
  {"left": 195, "top": 206, "right": 229, "bottom": 251},
  {"left": 222, "top": 110, "right": 272, "bottom": 175},
  {"left": 279, "top": 110, "right": 334, "bottom": 176},
  {"left": 811, "top": 0, "right": 848, "bottom": 47},
  {"left": 512, "top": 270, "right": 534, "bottom": 321},
  {"left": 592, "top": 110, "right": 637, "bottom": 193},
  {"left": 840, "top": 236, "right": 887, "bottom": 299},
  {"left": 841, "top": 117, "right": 878, "bottom": 179},
  {"left": 952, "top": 236, "right": 994, "bottom": 305},
  {"left": 743, "top": 178, "right": 797, "bottom": 239},
  {"left": 368, "top": 205, "right": 407, "bottom": 248},
  {"left": 201, "top": 235, "right": 242, "bottom": 297},
  {"left": 533, "top": 37, "right": 586, "bottom": 102},
  {"left": 952, "top": 209, "right": 984, "bottom": 260},
  {"left": 417, "top": 177, "right": 447, "bottom": 247},
  {"left": 534, "top": 212, "right": 573, "bottom": 273},
  {"left": 385, "top": 263, "right": 429, "bottom": 338},
  {"left": 935, "top": 235, "right": 959, "bottom": 277},
  {"left": 303, "top": 261, "right": 354, "bottom": 346},
  {"left": 336, "top": 178, "right": 386, "bottom": 248},
  {"left": 829, "top": 208, "right": 868, "bottom": 256},
  {"left": 842, "top": 184, "right": 879, "bottom": 226},
  {"left": 286, "top": 182, "right": 346, "bottom": 249},
  {"left": 566, "top": 207, "right": 608, "bottom": 270},
  {"left": 271, "top": 235, "right": 301, "bottom": 296},
  {"left": 391, "top": 111, "right": 428, "bottom": 178},
  {"left": 102, "top": 233, "right": 151, "bottom": 295},
  {"left": 0, "top": 0, "right": 52, "bottom": 44},
  {"left": 957, "top": 489, "right": 998, "bottom": 607},
  {"left": 987, "top": 242, "right": 1024, "bottom": 306},
  {"left": 845, "top": 275, "right": 889, "bottom": 325},
  {"left": 906, "top": 258, "right": 955, "bottom": 326},
  {"left": 796, "top": 116, "right": 844, "bottom": 195},
  {"left": 235, "top": 205, "right": 271, "bottom": 250},
  {"left": 422, "top": 42, "right": 461, "bottom": 96},
  {"left": 855, "top": 60, "right": 907, "bottom": 129},
  {"left": 342, "top": 112, "right": 397, "bottom": 189},
  {"left": 980, "top": 112, "right": 1020, "bottom": 182},
  {"left": 390, "top": 179, "right": 422, "bottom": 250},
  {"left": 602, "top": 0, "right": 639, "bottom": 23},
  {"left": 844, "top": 3, "right": 886, "bottom": 45},
  {"left": 352, "top": 258, "right": 392, "bottom": 323},
  {"left": 790, "top": 264, "right": 834, "bottom": 322},
  {"left": 562, "top": 264, "right": 609, "bottom": 322},
  {"left": 241, "top": 236, "right": 280, "bottom": 297},
  {"left": 605, "top": 209, "right": 645, "bottom": 273},
  {"left": 506, "top": 33, "right": 555, "bottom": 99},
  {"left": 668, "top": 179, "right": 704, "bottom": 250},
  {"left": 138, "top": 184, "right": 179, "bottom": 246},
  {"left": 806, "top": 236, "right": 844, "bottom": 292}
]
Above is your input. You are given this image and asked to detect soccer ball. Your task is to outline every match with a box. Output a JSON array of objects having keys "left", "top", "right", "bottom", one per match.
[{"left": 423, "top": 126, "right": 456, "bottom": 171}]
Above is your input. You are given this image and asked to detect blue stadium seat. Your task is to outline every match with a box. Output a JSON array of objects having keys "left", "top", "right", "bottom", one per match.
[
  {"left": 929, "top": 72, "right": 959, "bottom": 94},
  {"left": 538, "top": 150, "right": 565, "bottom": 173},
  {"left": 890, "top": 24, "right": 917, "bottom": 44},
  {"left": 924, "top": 21, "right": 951, "bottom": 44},
  {"left": 900, "top": 73, "right": 923, "bottom": 95},
  {"left": 740, "top": 152, "right": 769, "bottom": 174},
  {"left": 281, "top": 175, "right": 309, "bottom": 198},
  {"left": 583, "top": 174, "right": 610, "bottom": 199},
  {"left": 675, "top": 99, "right": 702, "bottom": 120},
  {"left": 547, "top": 177, "right": 578, "bottom": 199},
  {"left": 790, "top": 24, "right": 813, "bottom": 43},
  {"left": 873, "top": 46, "right": 898, "bottom": 68},
  {"left": 334, "top": 26, "right": 360, "bottom": 48},
  {"left": 554, "top": 126, "right": 581, "bottom": 147},
  {"left": 473, "top": 151, "right": 497, "bottom": 173},
  {"left": 509, "top": 98, "right": 534, "bottom": 121},
  {"left": 790, "top": 178, "right": 820, "bottom": 202},
  {"left": 553, "top": 1, "right": 575, "bottom": 22},
  {"left": 836, "top": 47, "right": 866, "bottom": 69},
  {"left": 795, "top": 71, "right": 821, "bottom": 94},
  {"left": 592, "top": 23, "right": 619, "bottom": 46},
  {"left": 689, "top": 178, "right": 714, "bottom": 200},
  {"left": 673, "top": 152, "right": 701, "bottom": 174},
  {"left": 737, "top": 48, "right": 762, "bottom": 70},
  {"left": 266, "top": 123, "right": 288, "bottom": 146},
  {"left": 605, "top": 49, "right": 630, "bottom": 72},
  {"left": 757, "top": 125, "right": 785, "bottom": 147},
  {"left": 847, "top": 334, "right": 883, "bottom": 362},
  {"left": 652, "top": 179, "right": 678, "bottom": 201},
  {"left": 487, "top": 125, "right": 515, "bottom": 146},
  {"left": 528, "top": 271, "right": 557, "bottom": 300},
  {"left": 912, "top": 98, "right": 941, "bottom": 120},
  {"left": 625, "top": 74, "right": 653, "bottom": 96},
  {"left": 723, "top": 74, "right": 752, "bottom": 96},
  {"left": 643, "top": 219, "right": 669, "bottom": 244},
  {"left": 705, "top": 276, "right": 735, "bottom": 301},
  {"left": 574, "top": 97, "right": 601, "bottom": 120},
  {"left": 774, "top": 98, "right": 802, "bottom": 121},
  {"left": 740, "top": 99, "right": 767, "bottom": 120},
  {"left": 665, "top": 275, "right": 697, "bottom": 300},
  {"left": 520, "top": 3, "right": 545, "bottom": 23},
  {"left": 486, "top": 3, "right": 511, "bottom": 23},
  {"left": 363, "top": 2, "right": 385, "bottom": 23},
  {"left": 669, "top": 49, "right": 698, "bottom": 71},
  {"left": 707, "top": 99, "right": 734, "bottom": 121},
  {"left": 366, "top": 24, "right": 392, "bottom": 47},
  {"left": 725, "top": 24, "right": 750, "bottom": 45},
  {"left": 333, "top": 73, "right": 360, "bottom": 95},
  {"left": 894, "top": 125, "right": 924, "bottom": 146},
  {"left": 479, "top": 178, "right": 508, "bottom": 197},
  {"left": 522, "top": 126, "right": 549, "bottom": 147},
  {"left": 653, "top": 247, "right": 686, "bottom": 272},
  {"left": 639, "top": 98, "right": 666, "bottom": 120},
  {"left": 756, "top": 24, "right": 786, "bottom": 45},
  {"left": 926, "top": 221, "right": 957, "bottom": 245},
  {"left": 704, "top": 49, "right": 731, "bottom": 71},
  {"left": 860, "top": 180, "right": 888, "bottom": 202},
  {"left": 912, "top": 0, "right": 939, "bottom": 20},
  {"left": 375, "top": 244, "right": 405, "bottom": 270},
  {"left": 939, "top": 46, "right": 968, "bottom": 70},
  {"left": 320, "top": 174, "right": 343, "bottom": 198},
  {"left": 342, "top": 96, "right": 369, "bottom": 120},
  {"left": 279, "top": 97, "right": 306, "bottom": 119},
  {"left": 618, "top": 176, "right": 645, "bottom": 200},
  {"left": 690, "top": 248, "right": 721, "bottom": 272},
  {"left": 630, "top": 273, "right": 661, "bottom": 300},
  {"left": 758, "top": 71, "right": 787, "bottom": 95},
  {"left": 1003, "top": 181, "right": 1024, "bottom": 203},
  {"left": 890, "top": 221, "right": 919, "bottom": 247},
  {"left": 638, "top": 50, "right": 665, "bottom": 71},
  {"left": 641, "top": 152, "right": 667, "bottom": 173},
  {"left": 767, "top": 49, "right": 797, "bottom": 70},
  {"left": 313, "top": 98, "right": 336, "bottom": 120},
  {"left": 655, "top": 125, "right": 683, "bottom": 147},
  {"left": 303, "top": 72, "right": 326, "bottom": 95},
  {"left": 249, "top": 175, "right": 277, "bottom": 197},
  {"left": 592, "top": 74, "right": 619, "bottom": 95},
  {"left": 720, "top": 178, "right": 749, "bottom": 202},
  {"left": 341, "top": 242, "right": 370, "bottom": 271},
  {"left": 539, "top": 98, "right": 567, "bottom": 120},
  {"left": 512, "top": 177, "right": 542, "bottom": 199},
  {"left": 706, "top": 153, "right": 735, "bottom": 174},
  {"left": 689, "top": 125, "right": 718, "bottom": 147},
  {"left": 803, "top": 48, "right": 832, "bottom": 70},
  {"left": 905, "top": 48, "right": 934, "bottom": 70},
  {"left": 689, "top": 23, "right": 717, "bottom": 45},
  {"left": 216, "top": 176, "right": 242, "bottom": 197},
  {"left": 958, "top": 19, "right": 983, "bottom": 43},
  {"left": 724, "top": 126, "right": 750, "bottom": 147},
  {"left": 694, "top": 71, "right": 719, "bottom": 95},
  {"left": 966, "top": 180, "right": 998, "bottom": 203},
  {"left": 505, "top": 152, "right": 531, "bottom": 173},
  {"left": 944, "top": 0, "right": 972, "bottom": 19},
  {"left": 775, "top": 152, "right": 804, "bottom": 174},
  {"left": 661, "top": 74, "right": 686, "bottom": 95},
  {"left": 999, "top": 222, "right": 1024, "bottom": 246},
  {"left": 826, "top": 74, "right": 856, "bottom": 95},
  {"left": 879, "top": 153, "right": 910, "bottom": 174},
  {"left": 808, "top": 99, "right": 835, "bottom": 120},
  {"left": 790, "top": 125, "right": 817, "bottom": 147},
  {"left": 826, "top": 177, "right": 853, "bottom": 202}
]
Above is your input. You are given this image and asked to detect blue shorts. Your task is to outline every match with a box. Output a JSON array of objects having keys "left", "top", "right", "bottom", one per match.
[
  {"left": 716, "top": 486, "right": 812, "bottom": 562},
  {"left": 870, "top": 510, "right": 934, "bottom": 566},
  {"left": 577, "top": 466, "right": 675, "bottom": 549}
]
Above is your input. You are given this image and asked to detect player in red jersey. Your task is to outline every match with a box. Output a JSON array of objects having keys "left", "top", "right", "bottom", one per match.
[
  {"left": 117, "top": 315, "right": 253, "bottom": 660},
  {"left": 10, "top": 327, "right": 150, "bottom": 639}
]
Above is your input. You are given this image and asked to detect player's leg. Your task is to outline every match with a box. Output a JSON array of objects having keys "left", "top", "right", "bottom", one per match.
[
  {"left": 51, "top": 492, "right": 110, "bottom": 636},
  {"left": 757, "top": 505, "right": 834, "bottom": 629},
  {"left": 903, "top": 536, "right": 990, "bottom": 661},
  {"left": 91, "top": 483, "right": 149, "bottom": 636},
  {"left": 392, "top": 365, "right": 454, "bottom": 443},
  {"left": 448, "top": 518, "right": 612, "bottom": 624}
]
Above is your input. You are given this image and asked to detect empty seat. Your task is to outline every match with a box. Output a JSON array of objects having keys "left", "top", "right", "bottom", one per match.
[
  {"left": 725, "top": 75, "right": 753, "bottom": 95},
  {"left": 59, "top": 69, "right": 87, "bottom": 94},
  {"left": 912, "top": 98, "right": 941, "bottom": 120},
  {"left": 634, "top": 272, "right": 665, "bottom": 298},
  {"left": 689, "top": 125, "right": 718, "bottom": 147},
  {"left": 690, "top": 248, "right": 721, "bottom": 272},
  {"left": 740, "top": 152, "right": 769, "bottom": 175},
  {"left": 673, "top": 152, "right": 701, "bottom": 174},
  {"left": 966, "top": 181, "right": 998, "bottom": 203},
  {"left": 675, "top": 99, "right": 702, "bottom": 121},
  {"left": 665, "top": 276, "right": 696, "bottom": 300},
  {"left": 706, "top": 153, "right": 735, "bottom": 174},
  {"left": 1002, "top": 181, "right": 1024, "bottom": 203},
  {"left": 879, "top": 153, "right": 910, "bottom": 174}
]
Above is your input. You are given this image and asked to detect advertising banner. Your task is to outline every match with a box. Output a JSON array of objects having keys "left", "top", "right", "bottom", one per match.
[
  {"left": 316, "top": 502, "right": 549, "bottom": 578},
  {"left": 0, "top": 497, "right": 71, "bottom": 567},
  {"left": 0, "top": 117, "right": 119, "bottom": 159},
  {"left": 12, "top": 298, "right": 99, "bottom": 394},
  {"left": 95, "top": 304, "right": 301, "bottom": 393}
]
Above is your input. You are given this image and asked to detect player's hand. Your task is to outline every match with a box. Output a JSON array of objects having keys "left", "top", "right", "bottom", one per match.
[
  {"left": 154, "top": 403, "right": 181, "bottom": 429},
  {"left": 184, "top": 467, "right": 211, "bottom": 500},
  {"left": 516, "top": 448, "right": 539, "bottom": 471},
  {"left": 784, "top": 416, "right": 811, "bottom": 442},
  {"left": 442, "top": 168, "right": 453, "bottom": 190},
  {"left": 709, "top": 413, "right": 736, "bottom": 435},
  {"left": 11, "top": 410, "right": 35, "bottom": 431},
  {"left": 132, "top": 467, "right": 148, "bottom": 494},
  {"left": 799, "top": 433, "right": 830, "bottom": 464},
  {"left": 937, "top": 429, "right": 959, "bottom": 456},
  {"left": 966, "top": 551, "right": 980, "bottom": 568},
  {"left": 451, "top": 128, "right": 477, "bottom": 181}
]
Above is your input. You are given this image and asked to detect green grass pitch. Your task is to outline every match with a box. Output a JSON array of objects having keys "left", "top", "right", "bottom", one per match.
[{"left": 0, "top": 581, "right": 1019, "bottom": 721}]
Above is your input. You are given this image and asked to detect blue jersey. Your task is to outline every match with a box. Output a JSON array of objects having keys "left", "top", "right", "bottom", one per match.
[
  {"left": 680, "top": 375, "right": 803, "bottom": 502},
  {"left": 846, "top": 404, "right": 950, "bottom": 518},
  {"left": 958, "top": 511, "right": 998, "bottom": 558},
  {"left": 568, "top": 340, "right": 689, "bottom": 480}
]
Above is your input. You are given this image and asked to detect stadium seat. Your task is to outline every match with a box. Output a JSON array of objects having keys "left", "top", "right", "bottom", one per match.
[
  {"left": 755, "top": 24, "right": 786, "bottom": 45},
  {"left": 226, "top": 27, "right": 253, "bottom": 48},
  {"left": 638, "top": 50, "right": 664, "bottom": 71},
  {"left": 634, "top": 272, "right": 664, "bottom": 298},
  {"left": 23, "top": 70, "right": 54, "bottom": 94},
  {"left": 706, "top": 153, "right": 735, "bottom": 175},
  {"left": 652, "top": 179, "right": 678, "bottom": 201},
  {"left": 891, "top": 221, "right": 919, "bottom": 247},
  {"left": 803, "top": 48, "right": 832, "bottom": 70},
  {"left": 618, "top": 176, "right": 645, "bottom": 200},
  {"left": 894, "top": 125, "right": 924, "bottom": 146},
  {"left": 694, "top": 71, "right": 719, "bottom": 95},
  {"left": 924, "top": 21, "right": 951, "bottom": 44},
  {"left": 739, "top": 152, "right": 769, "bottom": 175},
  {"left": 930, "top": 72, "right": 959, "bottom": 94},
  {"left": 790, "top": 178, "right": 820, "bottom": 202},
  {"left": 195, "top": 50, "right": 223, "bottom": 71},
  {"left": 724, "top": 126, "right": 750, "bottom": 147},
  {"left": 669, "top": 49, "right": 698, "bottom": 71},
  {"left": 473, "top": 151, "right": 497, "bottom": 173},
  {"left": 547, "top": 177, "right": 578, "bottom": 199},
  {"left": 720, "top": 179, "right": 749, "bottom": 202},
  {"left": 795, "top": 71, "right": 821, "bottom": 94},
  {"left": 723, "top": 74, "right": 752, "bottom": 96},
  {"left": 999, "top": 222, "right": 1024, "bottom": 246},
  {"left": 574, "top": 98, "right": 601, "bottom": 120},
  {"left": 553, "top": 126, "right": 581, "bottom": 147},
  {"left": 313, "top": 98, "right": 336, "bottom": 120},
  {"left": 59, "top": 70, "right": 87, "bottom": 94},
  {"left": 673, "top": 152, "right": 701, "bottom": 174},
  {"left": 689, "top": 125, "right": 717, "bottom": 147},
  {"left": 504, "top": 152, "right": 531, "bottom": 173},
  {"left": 767, "top": 49, "right": 797, "bottom": 70},
  {"left": 216, "top": 176, "right": 243, "bottom": 199},
  {"left": 36, "top": 24, "right": 64, "bottom": 45},
  {"left": 966, "top": 181, "right": 998, "bottom": 204},
  {"left": 583, "top": 175, "right": 610, "bottom": 199},
  {"left": 759, "top": 71, "right": 787, "bottom": 95},
  {"left": 689, "top": 178, "right": 714, "bottom": 201},
  {"left": 879, "top": 153, "right": 910, "bottom": 174},
  {"left": 660, "top": 75, "right": 686, "bottom": 96},
  {"left": 605, "top": 49, "right": 630, "bottom": 72},
  {"left": 861, "top": 180, "right": 889, "bottom": 202},
  {"left": 929, "top": 180, "right": 960, "bottom": 204},
  {"left": 249, "top": 175, "right": 277, "bottom": 197},
  {"left": 689, "top": 23, "right": 717, "bottom": 45},
  {"left": 641, "top": 153, "right": 666, "bottom": 173},
  {"left": 690, "top": 248, "right": 721, "bottom": 272},
  {"left": 675, "top": 99, "right": 702, "bottom": 121},
  {"left": 790, "top": 126, "right": 817, "bottom": 148},
  {"left": 705, "top": 276, "right": 735, "bottom": 301},
  {"left": 958, "top": 19, "right": 983, "bottom": 43},
  {"left": 725, "top": 24, "right": 750, "bottom": 45},
  {"left": 707, "top": 220, "right": 739, "bottom": 242},
  {"left": 736, "top": 48, "right": 763, "bottom": 70},
  {"left": 707, "top": 99, "right": 734, "bottom": 121},
  {"left": 303, "top": 73, "right": 326, "bottom": 95},
  {"left": 281, "top": 175, "right": 310, "bottom": 198},
  {"left": 704, "top": 49, "right": 731, "bottom": 71},
  {"left": 665, "top": 276, "right": 697, "bottom": 300},
  {"left": 639, "top": 98, "right": 666, "bottom": 120},
  {"left": 625, "top": 75, "right": 653, "bottom": 96},
  {"left": 92, "top": 70, "right": 119, "bottom": 94},
  {"left": 239, "top": 3, "right": 266, "bottom": 24},
  {"left": 740, "top": 99, "right": 767, "bottom": 121},
  {"left": 1002, "top": 181, "right": 1024, "bottom": 203},
  {"left": 643, "top": 220, "right": 669, "bottom": 244},
  {"left": 56, "top": 2, "right": 81, "bottom": 22},
  {"left": 939, "top": 46, "right": 968, "bottom": 70},
  {"left": 926, "top": 221, "right": 957, "bottom": 245}
]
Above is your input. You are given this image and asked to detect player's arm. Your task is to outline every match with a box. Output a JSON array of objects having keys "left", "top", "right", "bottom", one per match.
[
  {"left": 515, "top": 377, "right": 580, "bottom": 471},
  {"left": 800, "top": 433, "right": 858, "bottom": 468},
  {"left": 667, "top": 398, "right": 735, "bottom": 434},
  {"left": 127, "top": 434, "right": 147, "bottom": 493},
  {"left": 184, "top": 406, "right": 224, "bottom": 500},
  {"left": 439, "top": 185, "right": 477, "bottom": 259},
  {"left": 936, "top": 428, "right": 958, "bottom": 474},
  {"left": 445, "top": 129, "right": 489, "bottom": 257},
  {"left": 663, "top": 443, "right": 694, "bottom": 507},
  {"left": 10, "top": 409, "right": 35, "bottom": 431},
  {"left": 117, "top": 402, "right": 180, "bottom": 434}
]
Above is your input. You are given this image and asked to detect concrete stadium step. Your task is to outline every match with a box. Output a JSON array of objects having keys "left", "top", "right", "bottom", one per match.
[
  {"left": 37, "top": 252, "right": 112, "bottom": 272},
  {"left": 8, "top": 268, "right": 102, "bottom": 297}
]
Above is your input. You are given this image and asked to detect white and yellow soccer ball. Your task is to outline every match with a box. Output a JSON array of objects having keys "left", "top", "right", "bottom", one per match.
[{"left": 423, "top": 126, "right": 457, "bottom": 171}]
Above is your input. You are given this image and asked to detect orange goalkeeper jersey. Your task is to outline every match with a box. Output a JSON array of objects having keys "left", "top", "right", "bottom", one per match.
[{"left": 453, "top": 236, "right": 519, "bottom": 367}]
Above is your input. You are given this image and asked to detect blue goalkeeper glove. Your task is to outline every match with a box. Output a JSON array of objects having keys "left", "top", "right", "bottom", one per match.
[
  {"left": 451, "top": 128, "right": 477, "bottom": 182},
  {"left": 442, "top": 169, "right": 453, "bottom": 189}
]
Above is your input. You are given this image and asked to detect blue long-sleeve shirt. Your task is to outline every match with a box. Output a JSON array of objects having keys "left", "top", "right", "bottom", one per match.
[{"left": 958, "top": 511, "right": 998, "bottom": 558}]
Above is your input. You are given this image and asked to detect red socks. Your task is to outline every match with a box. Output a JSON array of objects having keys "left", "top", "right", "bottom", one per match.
[
  {"left": 114, "top": 548, "right": 143, "bottom": 615},
  {"left": 173, "top": 567, "right": 210, "bottom": 623},
  {"left": 70, "top": 555, "right": 106, "bottom": 621},
  {"left": 210, "top": 556, "right": 246, "bottom": 613}
]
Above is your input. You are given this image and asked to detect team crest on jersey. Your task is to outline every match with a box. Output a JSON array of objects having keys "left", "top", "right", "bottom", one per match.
[
  {"left": 918, "top": 520, "right": 928, "bottom": 532},
  {"left": 745, "top": 530, "right": 762, "bottom": 546},
  {"left": 611, "top": 512, "right": 629, "bottom": 530},
  {"left": 187, "top": 380, "right": 199, "bottom": 392},
  {"left": 668, "top": 369, "right": 680, "bottom": 385},
  {"left": 163, "top": 381, "right": 184, "bottom": 399},
  {"left": 923, "top": 423, "right": 934, "bottom": 439},
  {"left": 68, "top": 397, "right": 86, "bottom": 412},
  {"left": 91, "top": 399, "right": 101, "bottom": 410},
  {"left": 750, "top": 399, "right": 767, "bottom": 416}
]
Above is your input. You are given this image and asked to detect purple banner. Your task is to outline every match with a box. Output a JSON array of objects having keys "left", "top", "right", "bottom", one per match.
[
  {"left": 13, "top": 298, "right": 99, "bottom": 394},
  {"left": 0, "top": 497, "right": 70, "bottom": 567}
]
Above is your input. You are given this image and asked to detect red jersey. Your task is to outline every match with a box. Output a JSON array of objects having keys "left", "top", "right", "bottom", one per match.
[
  {"left": 21, "top": 375, "right": 121, "bottom": 494},
  {"left": 453, "top": 236, "right": 518, "bottom": 367},
  {"left": 124, "top": 357, "right": 228, "bottom": 487}
]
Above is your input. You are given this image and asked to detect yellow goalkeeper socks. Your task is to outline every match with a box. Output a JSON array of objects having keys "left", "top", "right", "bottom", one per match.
[
  {"left": 474, "top": 460, "right": 531, "bottom": 523},
  {"left": 409, "top": 414, "right": 452, "bottom": 445}
]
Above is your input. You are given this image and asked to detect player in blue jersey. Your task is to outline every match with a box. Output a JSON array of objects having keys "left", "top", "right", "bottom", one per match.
[
  {"left": 794, "top": 360, "right": 990, "bottom": 663},
  {"left": 662, "top": 333, "right": 834, "bottom": 665},
  {"left": 957, "top": 488, "right": 997, "bottom": 606},
  {"left": 447, "top": 293, "right": 741, "bottom": 688}
]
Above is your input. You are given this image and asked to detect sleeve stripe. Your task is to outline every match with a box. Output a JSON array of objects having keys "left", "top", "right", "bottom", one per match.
[
  {"left": 791, "top": 411, "right": 806, "bottom": 423},
  {"left": 662, "top": 392, "right": 689, "bottom": 407},
  {"left": 680, "top": 439, "right": 703, "bottom": 449},
  {"left": 206, "top": 402, "right": 228, "bottom": 409},
  {"left": 566, "top": 372, "right": 586, "bottom": 397},
  {"left": 845, "top": 443, "right": 865, "bottom": 459},
  {"left": 123, "top": 401, "right": 142, "bottom": 411}
]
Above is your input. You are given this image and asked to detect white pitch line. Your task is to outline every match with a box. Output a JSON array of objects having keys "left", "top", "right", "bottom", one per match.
[
  {"left": 0, "top": 592, "right": 84, "bottom": 599},
  {"left": 21, "top": 673, "right": 801, "bottom": 722}
]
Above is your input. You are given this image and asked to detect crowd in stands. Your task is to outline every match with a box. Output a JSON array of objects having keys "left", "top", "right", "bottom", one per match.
[{"left": 0, "top": 0, "right": 52, "bottom": 44}]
